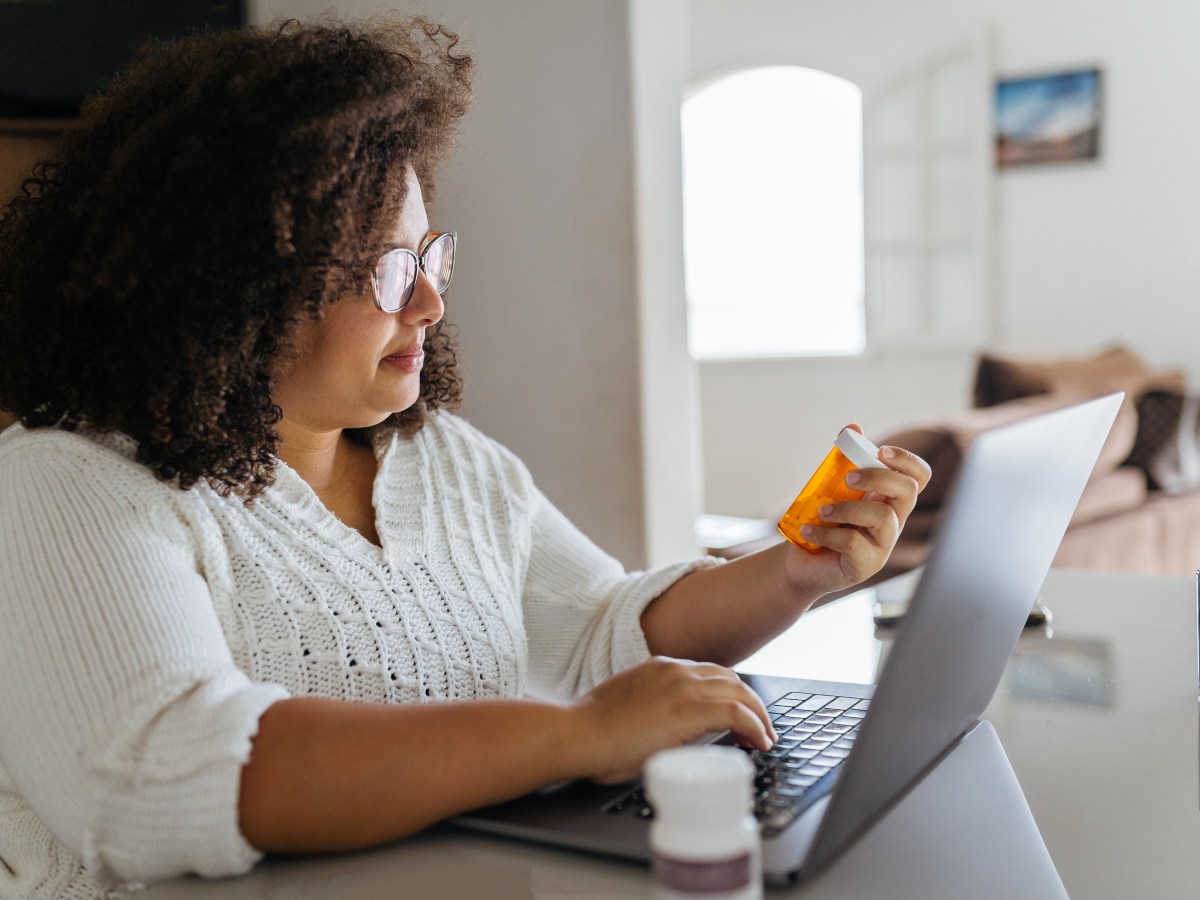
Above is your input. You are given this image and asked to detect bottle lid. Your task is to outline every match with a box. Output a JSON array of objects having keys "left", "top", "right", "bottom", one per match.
[
  {"left": 836, "top": 427, "right": 886, "bottom": 470},
  {"left": 644, "top": 746, "right": 754, "bottom": 825}
]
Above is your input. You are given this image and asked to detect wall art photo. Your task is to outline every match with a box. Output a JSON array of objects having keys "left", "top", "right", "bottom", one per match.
[{"left": 995, "top": 68, "right": 1102, "bottom": 168}]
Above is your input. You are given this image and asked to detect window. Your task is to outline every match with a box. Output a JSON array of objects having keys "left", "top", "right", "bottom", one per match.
[{"left": 682, "top": 66, "right": 865, "bottom": 359}]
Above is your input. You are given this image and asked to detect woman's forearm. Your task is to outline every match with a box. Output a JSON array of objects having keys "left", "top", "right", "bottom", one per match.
[
  {"left": 639, "top": 543, "right": 822, "bottom": 666},
  {"left": 237, "top": 695, "right": 583, "bottom": 854}
]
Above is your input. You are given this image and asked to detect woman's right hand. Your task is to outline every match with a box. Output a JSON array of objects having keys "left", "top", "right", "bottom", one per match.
[{"left": 569, "top": 657, "right": 777, "bottom": 784}]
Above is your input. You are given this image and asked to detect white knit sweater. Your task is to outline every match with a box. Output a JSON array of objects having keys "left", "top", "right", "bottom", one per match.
[{"left": 0, "top": 413, "right": 715, "bottom": 899}]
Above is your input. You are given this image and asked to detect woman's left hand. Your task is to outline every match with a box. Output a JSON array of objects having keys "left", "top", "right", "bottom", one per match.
[
  {"left": 784, "top": 426, "right": 931, "bottom": 597},
  {"left": 641, "top": 427, "right": 931, "bottom": 666}
]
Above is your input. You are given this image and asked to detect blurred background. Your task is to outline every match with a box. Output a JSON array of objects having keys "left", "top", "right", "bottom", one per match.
[{"left": 3, "top": 0, "right": 1196, "bottom": 571}]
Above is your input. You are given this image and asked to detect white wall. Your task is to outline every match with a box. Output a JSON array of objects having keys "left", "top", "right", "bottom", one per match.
[
  {"left": 249, "top": 0, "right": 1200, "bottom": 538},
  {"left": 628, "top": 0, "right": 705, "bottom": 566},
  {"left": 691, "top": 0, "right": 1200, "bottom": 518},
  {"left": 254, "top": 0, "right": 700, "bottom": 568}
]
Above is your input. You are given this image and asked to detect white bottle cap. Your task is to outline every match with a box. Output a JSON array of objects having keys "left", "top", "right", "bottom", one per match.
[
  {"left": 644, "top": 746, "right": 754, "bottom": 827},
  {"left": 835, "top": 427, "right": 886, "bottom": 470}
]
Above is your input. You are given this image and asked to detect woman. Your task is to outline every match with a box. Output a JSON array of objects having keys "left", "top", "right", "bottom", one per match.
[{"left": 0, "top": 17, "right": 928, "bottom": 898}]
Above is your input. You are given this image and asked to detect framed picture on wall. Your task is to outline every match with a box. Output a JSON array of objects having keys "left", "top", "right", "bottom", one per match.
[{"left": 995, "top": 68, "right": 1102, "bottom": 168}]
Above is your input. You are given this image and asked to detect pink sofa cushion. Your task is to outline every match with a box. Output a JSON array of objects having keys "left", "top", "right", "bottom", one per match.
[
  {"left": 881, "top": 391, "right": 1139, "bottom": 510},
  {"left": 973, "top": 345, "right": 1186, "bottom": 409},
  {"left": 1070, "top": 466, "right": 1149, "bottom": 524}
]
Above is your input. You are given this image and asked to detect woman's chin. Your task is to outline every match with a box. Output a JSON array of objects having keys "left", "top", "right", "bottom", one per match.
[{"left": 370, "top": 392, "right": 421, "bottom": 425}]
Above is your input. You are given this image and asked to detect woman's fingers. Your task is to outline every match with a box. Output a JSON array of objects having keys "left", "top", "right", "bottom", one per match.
[
  {"left": 851, "top": 466, "right": 918, "bottom": 506},
  {"left": 694, "top": 674, "right": 776, "bottom": 743},
  {"left": 815, "top": 497, "right": 899, "bottom": 540},
  {"left": 679, "top": 662, "right": 776, "bottom": 745},
  {"left": 837, "top": 424, "right": 929, "bottom": 491},
  {"left": 576, "top": 658, "right": 779, "bottom": 783},
  {"left": 879, "top": 445, "right": 932, "bottom": 491},
  {"left": 785, "top": 434, "right": 932, "bottom": 591}
]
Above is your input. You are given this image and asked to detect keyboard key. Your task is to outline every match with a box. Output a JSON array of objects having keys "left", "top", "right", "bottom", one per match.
[
  {"left": 800, "top": 739, "right": 833, "bottom": 751},
  {"left": 770, "top": 694, "right": 808, "bottom": 709},
  {"left": 824, "top": 696, "right": 859, "bottom": 710},
  {"left": 820, "top": 747, "right": 850, "bottom": 759},
  {"left": 833, "top": 739, "right": 855, "bottom": 751},
  {"left": 787, "top": 748, "right": 820, "bottom": 761},
  {"left": 813, "top": 726, "right": 846, "bottom": 737},
  {"left": 853, "top": 699, "right": 871, "bottom": 710},
  {"left": 813, "top": 754, "right": 845, "bottom": 768},
  {"left": 786, "top": 773, "right": 820, "bottom": 788},
  {"left": 799, "top": 764, "right": 830, "bottom": 777},
  {"left": 798, "top": 695, "right": 836, "bottom": 711},
  {"left": 774, "top": 783, "right": 811, "bottom": 798}
]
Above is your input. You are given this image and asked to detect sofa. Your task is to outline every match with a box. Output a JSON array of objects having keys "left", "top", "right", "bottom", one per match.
[
  {"left": 881, "top": 349, "right": 1200, "bottom": 580},
  {"left": 707, "top": 346, "right": 1200, "bottom": 581}
]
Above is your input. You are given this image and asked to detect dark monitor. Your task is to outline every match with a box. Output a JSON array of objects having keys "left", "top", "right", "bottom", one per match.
[{"left": 0, "top": 1, "right": 246, "bottom": 119}]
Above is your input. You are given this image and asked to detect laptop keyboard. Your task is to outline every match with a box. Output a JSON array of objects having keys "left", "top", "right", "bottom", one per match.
[{"left": 603, "top": 692, "right": 868, "bottom": 837}]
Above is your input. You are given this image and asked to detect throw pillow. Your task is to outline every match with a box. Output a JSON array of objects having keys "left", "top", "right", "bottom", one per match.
[
  {"left": 881, "top": 391, "right": 1138, "bottom": 509},
  {"left": 972, "top": 346, "right": 1186, "bottom": 408},
  {"left": 1125, "top": 390, "right": 1184, "bottom": 478},
  {"left": 1145, "top": 394, "right": 1200, "bottom": 494}
]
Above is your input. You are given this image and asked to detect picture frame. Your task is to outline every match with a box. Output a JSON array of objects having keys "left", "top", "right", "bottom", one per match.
[{"left": 995, "top": 67, "right": 1102, "bottom": 168}]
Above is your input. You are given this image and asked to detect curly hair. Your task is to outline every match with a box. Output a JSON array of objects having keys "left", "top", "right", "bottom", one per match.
[{"left": 0, "top": 17, "right": 472, "bottom": 498}]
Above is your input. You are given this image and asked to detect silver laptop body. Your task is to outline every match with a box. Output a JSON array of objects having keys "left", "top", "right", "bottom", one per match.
[{"left": 455, "top": 393, "right": 1123, "bottom": 885}]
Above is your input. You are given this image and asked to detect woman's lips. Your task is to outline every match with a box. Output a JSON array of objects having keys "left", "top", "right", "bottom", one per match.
[{"left": 382, "top": 345, "right": 424, "bottom": 374}]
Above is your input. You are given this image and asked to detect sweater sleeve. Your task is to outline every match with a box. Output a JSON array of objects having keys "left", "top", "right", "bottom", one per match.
[
  {"left": 0, "top": 433, "right": 290, "bottom": 889},
  {"left": 520, "top": 486, "right": 722, "bottom": 701}
]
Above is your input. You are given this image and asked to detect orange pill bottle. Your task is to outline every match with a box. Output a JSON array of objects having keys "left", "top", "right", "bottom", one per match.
[{"left": 778, "top": 427, "right": 886, "bottom": 554}]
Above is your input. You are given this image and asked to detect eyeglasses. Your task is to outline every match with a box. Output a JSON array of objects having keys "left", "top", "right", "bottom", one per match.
[{"left": 371, "top": 231, "right": 456, "bottom": 313}]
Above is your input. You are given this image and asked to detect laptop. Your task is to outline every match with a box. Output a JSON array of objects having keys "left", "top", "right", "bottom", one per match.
[{"left": 455, "top": 392, "right": 1123, "bottom": 885}]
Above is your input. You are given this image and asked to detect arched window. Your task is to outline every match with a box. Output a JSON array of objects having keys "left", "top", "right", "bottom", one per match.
[{"left": 682, "top": 66, "right": 865, "bottom": 359}]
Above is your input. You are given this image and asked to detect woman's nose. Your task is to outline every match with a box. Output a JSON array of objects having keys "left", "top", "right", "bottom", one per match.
[{"left": 403, "top": 270, "right": 444, "bottom": 326}]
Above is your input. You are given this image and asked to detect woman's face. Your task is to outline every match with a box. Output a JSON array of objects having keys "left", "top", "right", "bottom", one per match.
[{"left": 272, "top": 168, "right": 445, "bottom": 433}]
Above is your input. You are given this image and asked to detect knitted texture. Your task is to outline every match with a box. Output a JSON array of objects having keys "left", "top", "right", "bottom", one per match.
[{"left": 0, "top": 414, "right": 717, "bottom": 897}]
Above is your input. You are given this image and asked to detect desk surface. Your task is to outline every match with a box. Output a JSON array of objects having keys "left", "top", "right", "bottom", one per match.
[
  {"left": 140, "top": 570, "right": 1197, "bottom": 899},
  {"left": 986, "top": 570, "right": 1198, "bottom": 899}
]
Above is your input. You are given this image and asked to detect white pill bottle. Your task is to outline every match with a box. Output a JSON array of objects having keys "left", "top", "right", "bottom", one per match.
[{"left": 644, "top": 746, "right": 763, "bottom": 900}]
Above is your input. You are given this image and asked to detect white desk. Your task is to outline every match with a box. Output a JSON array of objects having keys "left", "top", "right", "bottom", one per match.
[{"left": 139, "top": 570, "right": 1197, "bottom": 899}]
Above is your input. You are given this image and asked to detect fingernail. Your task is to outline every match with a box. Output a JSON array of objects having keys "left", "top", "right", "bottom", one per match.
[
  {"left": 800, "top": 525, "right": 815, "bottom": 537},
  {"left": 818, "top": 504, "right": 832, "bottom": 517},
  {"left": 847, "top": 471, "right": 862, "bottom": 485},
  {"left": 882, "top": 446, "right": 896, "bottom": 459}
]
